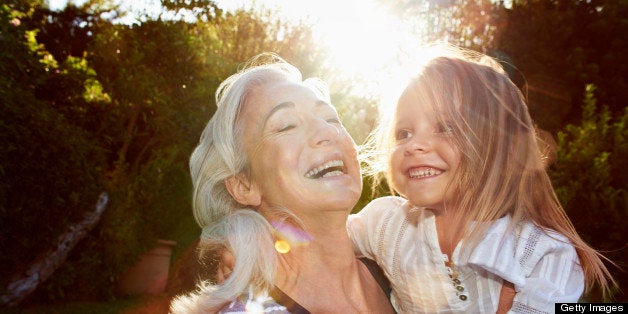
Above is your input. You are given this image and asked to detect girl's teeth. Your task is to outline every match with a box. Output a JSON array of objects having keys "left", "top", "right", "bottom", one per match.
[{"left": 409, "top": 167, "right": 442, "bottom": 178}]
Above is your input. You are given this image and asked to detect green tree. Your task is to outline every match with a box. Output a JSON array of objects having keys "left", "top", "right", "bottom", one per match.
[
  {"left": 0, "top": 2, "right": 106, "bottom": 292},
  {"left": 2, "top": 0, "right": 374, "bottom": 302},
  {"left": 36, "top": 19, "right": 213, "bottom": 300},
  {"left": 377, "top": 0, "right": 500, "bottom": 51},
  {"left": 549, "top": 85, "right": 627, "bottom": 301},
  {"left": 32, "top": 5, "right": 333, "bottom": 301},
  {"left": 493, "top": 0, "right": 628, "bottom": 131}
]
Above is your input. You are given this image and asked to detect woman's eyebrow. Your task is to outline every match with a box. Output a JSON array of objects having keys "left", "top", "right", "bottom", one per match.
[
  {"left": 262, "top": 100, "right": 332, "bottom": 129},
  {"left": 263, "top": 101, "right": 295, "bottom": 128}
]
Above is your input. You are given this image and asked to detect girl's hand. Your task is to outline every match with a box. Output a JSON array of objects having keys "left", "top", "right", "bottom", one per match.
[{"left": 496, "top": 280, "right": 515, "bottom": 314}]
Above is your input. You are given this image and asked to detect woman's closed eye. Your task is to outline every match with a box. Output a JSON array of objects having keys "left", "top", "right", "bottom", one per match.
[
  {"left": 277, "top": 124, "right": 296, "bottom": 132},
  {"left": 326, "top": 117, "right": 341, "bottom": 125}
]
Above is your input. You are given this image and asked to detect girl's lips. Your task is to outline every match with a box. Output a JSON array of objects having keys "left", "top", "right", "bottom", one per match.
[{"left": 408, "top": 166, "right": 443, "bottom": 179}]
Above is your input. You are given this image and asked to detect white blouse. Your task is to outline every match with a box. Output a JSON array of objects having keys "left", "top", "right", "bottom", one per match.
[{"left": 347, "top": 196, "right": 584, "bottom": 314}]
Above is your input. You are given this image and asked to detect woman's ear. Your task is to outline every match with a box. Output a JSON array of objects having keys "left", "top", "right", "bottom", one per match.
[{"left": 225, "top": 173, "right": 262, "bottom": 206}]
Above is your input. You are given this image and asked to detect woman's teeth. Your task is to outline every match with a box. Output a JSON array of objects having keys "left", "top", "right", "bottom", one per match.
[{"left": 305, "top": 160, "right": 345, "bottom": 179}]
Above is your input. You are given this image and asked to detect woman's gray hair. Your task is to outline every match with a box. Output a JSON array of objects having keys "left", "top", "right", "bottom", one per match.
[{"left": 171, "top": 54, "right": 325, "bottom": 312}]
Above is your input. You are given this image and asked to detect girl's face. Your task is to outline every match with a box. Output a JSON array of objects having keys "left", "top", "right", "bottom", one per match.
[
  {"left": 389, "top": 86, "right": 461, "bottom": 213},
  {"left": 239, "top": 79, "right": 362, "bottom": 218}
]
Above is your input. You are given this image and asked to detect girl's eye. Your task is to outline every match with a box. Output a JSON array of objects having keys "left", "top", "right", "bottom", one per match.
[
  {"left": 395, "top": 129, "right": 413, "bottom": 140},
  {"left": 437, "top": 123, "right": 454, "bottom": 134}
]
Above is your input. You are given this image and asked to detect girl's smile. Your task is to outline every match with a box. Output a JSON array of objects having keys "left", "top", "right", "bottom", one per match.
[
  {"left": 389, "top": 85, "right": 461, "bottom": 213},
  {"left": 407, "top": 166, "right": 444, "bottom": 179}
]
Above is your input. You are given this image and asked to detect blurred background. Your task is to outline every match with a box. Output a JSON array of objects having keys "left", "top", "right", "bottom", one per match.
[{"left": 1, "top": 0, "right": 625, "bottom": 311}]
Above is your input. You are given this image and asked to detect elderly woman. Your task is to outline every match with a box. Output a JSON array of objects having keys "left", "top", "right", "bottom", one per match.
[{"left": 170, "top": 55, "right": 394, "bottom": 313}]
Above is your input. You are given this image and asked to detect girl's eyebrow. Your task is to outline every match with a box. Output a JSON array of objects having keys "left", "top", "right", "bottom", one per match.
[{"left": 263, "top": 101, "right": 295, "bottom": 128}]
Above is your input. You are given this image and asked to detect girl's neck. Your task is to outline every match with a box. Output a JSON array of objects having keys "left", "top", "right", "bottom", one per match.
[{"left": 430, "top": 207, "right": 463, "bottom": 259}]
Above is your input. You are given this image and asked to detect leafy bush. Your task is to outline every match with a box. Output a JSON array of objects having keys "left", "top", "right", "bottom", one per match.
[
  {"left": 36, "top": 148, "right": 195, "bottom": 301},
  {"left": 549, "top": 84, "right": 627, "bottom": 301},
  {"left": 0, "top": 3, "right": 106, "bottom": 293},
  {"left": 3, "top": 2, "right": 345, "bottom": 303}
]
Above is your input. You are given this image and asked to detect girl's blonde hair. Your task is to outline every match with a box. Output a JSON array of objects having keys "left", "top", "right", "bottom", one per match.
[
  {"left": 365, "top": 45, "right": 615, "bottom": 296},
  {"left": 171, "top": 54, "right": 327, "bottom": 313}
]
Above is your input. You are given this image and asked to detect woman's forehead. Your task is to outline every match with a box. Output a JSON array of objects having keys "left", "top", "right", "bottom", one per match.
[{"left": 243, "top": 81, "right": 327, "bottom": 118}]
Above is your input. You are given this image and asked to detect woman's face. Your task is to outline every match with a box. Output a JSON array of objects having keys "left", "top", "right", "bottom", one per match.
[{"left": 239, "top": 79, "right": 362, "bottom": 217}]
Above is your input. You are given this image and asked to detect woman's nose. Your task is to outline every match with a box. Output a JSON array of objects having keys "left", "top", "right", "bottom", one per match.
[{"left": 309, "top": 118, "right": 340, "bottom": 147}]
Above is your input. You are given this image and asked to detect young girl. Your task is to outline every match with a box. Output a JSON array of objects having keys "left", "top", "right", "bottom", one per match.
[{"left": 348, "top": 46, "right": 615, "bottom": 313}]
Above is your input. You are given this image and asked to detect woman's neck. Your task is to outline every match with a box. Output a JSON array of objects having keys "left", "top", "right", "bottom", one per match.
[
  {"left": 275, "top": 231, "right": 392, "bottom": 313},
  {"left": 267, "top": 209, "right": 394, "bottom": 313},
  {"left": 278, "top": 222, "right": 357, "bottom": 274},
  {"left": 275, "top": 220, "right": 359, "bottom": 296}
]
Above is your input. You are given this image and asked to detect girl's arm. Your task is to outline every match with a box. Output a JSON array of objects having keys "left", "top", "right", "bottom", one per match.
[
  {"left": 347, "top": 196, "right": 406, "bottom": 259},
  {"left": 497, "top": 281, "right": 515, "bottom": 314},
  {"left": 468, "top": 220, "right": 584, "bottom": 314},
  {"left": 346, "top": 202, "right": 379, "bottom": 259}
]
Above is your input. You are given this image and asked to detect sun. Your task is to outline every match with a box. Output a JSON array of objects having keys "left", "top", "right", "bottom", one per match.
[
  {"left": 308, "top": 1, "right": 407, "bottom": 74},
  {"left": 226, "top": 0, "right": 427, "bottom": 98}
]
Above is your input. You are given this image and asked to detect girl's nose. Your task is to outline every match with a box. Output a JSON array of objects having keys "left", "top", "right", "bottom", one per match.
[
  {"left": 309, "top": 118, "right": 340, "bottom": 147},
  {"left": 404, "top": 135, "right": 431, "bottom": 156}
]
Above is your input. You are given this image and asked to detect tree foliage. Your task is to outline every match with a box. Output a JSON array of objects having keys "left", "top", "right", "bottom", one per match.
[
  {"left": 0, "top": 2, "right": 106, "bottom": 291},
  {"left": 493, "top": 0, "right": 628, "bottom": 131},
  {"left": 383, "top": 0, "right": 627, "bottom": 133},
  {"left": 379, "top": 0, "right": 500, "bottom": 51},
  {"left": 2, "top": 0, "right": 335, "bottom": 303},
  {"left": 549, "top": 85, "right": 627, "bottom": 301},
  {"left": 1, "top": 0, "right": 625, "bottom": 305}
]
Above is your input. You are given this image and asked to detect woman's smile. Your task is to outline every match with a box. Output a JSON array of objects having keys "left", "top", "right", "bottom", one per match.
[{"left": 240, "top": 80, "right": 362, "bottom": 213}]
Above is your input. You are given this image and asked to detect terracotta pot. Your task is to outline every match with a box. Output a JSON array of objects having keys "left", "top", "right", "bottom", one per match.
[{"left": 118, "top": 239, "right": 177, "bottom": 295}]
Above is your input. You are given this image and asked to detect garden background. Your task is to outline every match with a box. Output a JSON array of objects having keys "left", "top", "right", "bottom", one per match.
[{"left": 1, "top": 0, "right": 626, "bottom": 310}]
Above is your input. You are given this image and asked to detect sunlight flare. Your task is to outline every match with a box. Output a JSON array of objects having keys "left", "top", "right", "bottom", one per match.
[{"left": 224, "top": 0, "right": 429, "bottom": 97}]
